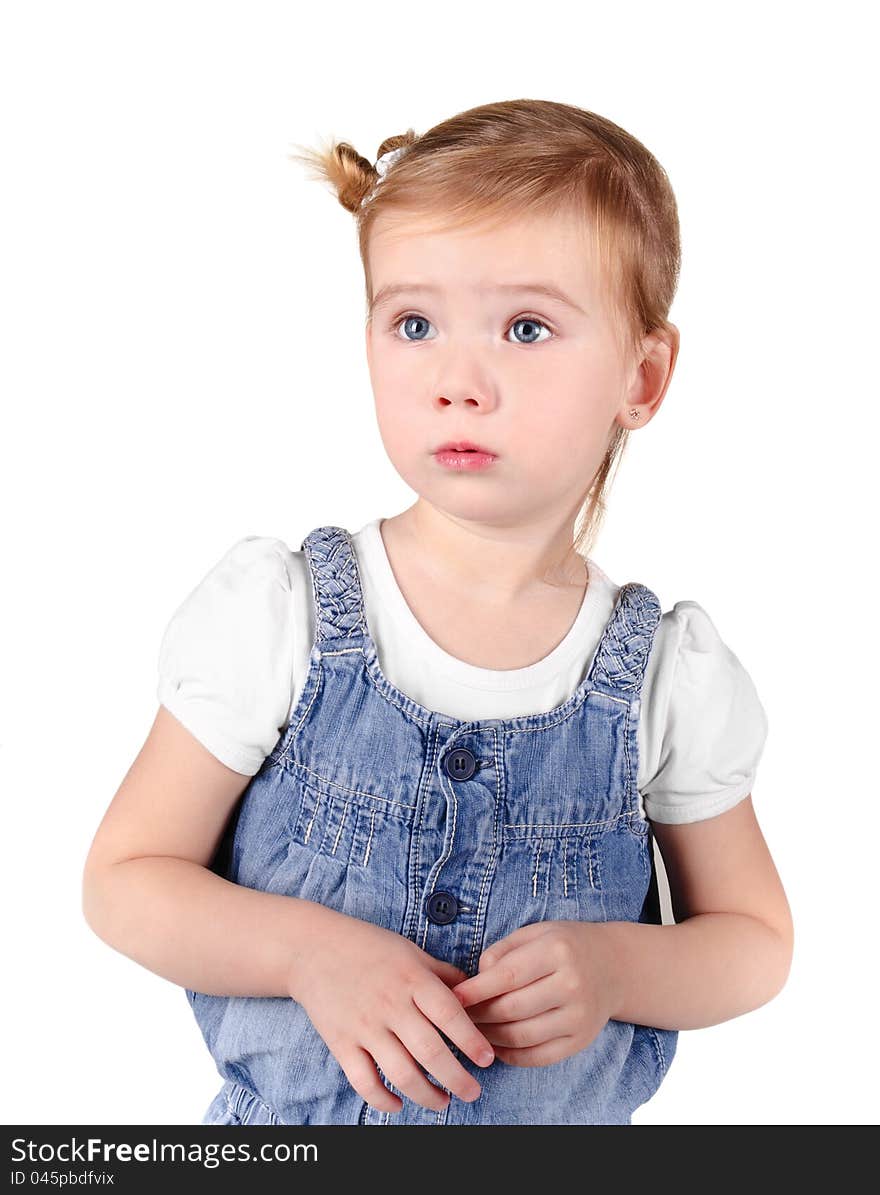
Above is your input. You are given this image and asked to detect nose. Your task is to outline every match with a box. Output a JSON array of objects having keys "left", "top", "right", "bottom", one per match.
[
  {"left": 433, "top": 368, "right": 498, "bottom": 411},
  {"left": 429, "top": 341, "right": 500, "bottom": 411}
]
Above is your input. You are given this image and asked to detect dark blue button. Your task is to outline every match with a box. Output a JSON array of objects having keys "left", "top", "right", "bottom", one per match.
[
  {"left": 425, "top": 890, "right": 459, "bottom": 925},
  {"left": 444, "top": 747, "right": 477, "bottom": 781}
]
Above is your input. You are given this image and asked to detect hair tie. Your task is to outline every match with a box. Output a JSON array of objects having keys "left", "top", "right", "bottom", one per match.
[{"left": 361, "top": 146, "right": 408, "bottom": 208}]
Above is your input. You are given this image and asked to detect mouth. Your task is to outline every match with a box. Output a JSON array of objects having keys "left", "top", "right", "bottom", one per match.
[
  {"left": 433, "top": 440, "right": 499, "bottom": 471},
  {"left": 434, "top": 440, "right": 497, "bottom": 455}
]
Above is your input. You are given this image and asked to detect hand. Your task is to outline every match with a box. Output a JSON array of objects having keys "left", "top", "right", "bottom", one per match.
[
  {"left": 288, "top": 905, "right": 496, "bottom": 1115},
  {"left": 450, "top": 920, "right": 619, "bottom": 1067}
]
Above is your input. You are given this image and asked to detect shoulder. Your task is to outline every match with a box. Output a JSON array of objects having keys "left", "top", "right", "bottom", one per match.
[
  {"left": 661, "top": 598, "right": 728, "bottom": 645},
  {"left": 155, "top": 535, "right": 309, "bottom": 775},
  {"left": 643, "top": 598, "right": 741, "bottom": 675},
  {"left": 638, "top": 598, "right": 770, "bottom": 824},
  {"left": 209, "top": 535, "right": 299, "bottom": 586},
  {"left": 645, "top": 598, "right": 769, "bottom": 723},
  {"left": 164, "top": 536, "right": 301, "bottom": 614},
  {"left": 158, "top": 534, "right": 306, "bottom": 644},
  {"left": 650, "top": 600, "right": 764, "bottom": 699}
]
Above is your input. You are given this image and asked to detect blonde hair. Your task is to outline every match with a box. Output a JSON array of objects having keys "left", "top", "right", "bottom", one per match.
[{"left": 288, "top": 98, "right": 681, "bottom": 558}]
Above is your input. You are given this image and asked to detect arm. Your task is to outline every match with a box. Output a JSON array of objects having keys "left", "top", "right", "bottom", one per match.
[
  {"left": 82, "top": 705, "right": 330, "bottom": 1000},
  {"left": 84, "top": 855, "right": 335, "bottom": 1000},
  {"left": 597, "top": 795, "right": 794, "bottom": 1030}
]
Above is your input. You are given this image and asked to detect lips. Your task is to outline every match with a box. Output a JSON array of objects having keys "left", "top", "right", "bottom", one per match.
[{"left": 435, "top": 440, "right": 496, "bottom": 455}]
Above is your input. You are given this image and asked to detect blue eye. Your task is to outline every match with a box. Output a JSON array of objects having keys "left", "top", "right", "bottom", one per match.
[
  {"left": 392, "top": 313, "right": 554, "bottom": 345},
  {"left": 395, "top": 314, "right": 435, "bottom": 342},
  {"left": 508, "top": 317, "right": 553, "bottom": 345}
]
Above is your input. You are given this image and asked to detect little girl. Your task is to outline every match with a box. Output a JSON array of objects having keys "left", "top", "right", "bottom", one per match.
[{"left": 82, "top": 98, "right": 792, "bottom": 1127}]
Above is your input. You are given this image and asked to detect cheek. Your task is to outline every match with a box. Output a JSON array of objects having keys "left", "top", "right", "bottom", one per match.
[
  {"left": 520, "top": 395, "right": 596, "bottom": 449},
  {"left": 374, "top": 394, "right": 421, "bottom": 457},
  {"left": 516, "top": 400, "right": 608, "bottom": 485}
]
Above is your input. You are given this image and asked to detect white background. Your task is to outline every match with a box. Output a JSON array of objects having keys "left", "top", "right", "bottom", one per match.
[{"left": 2, "top": 0, "right": 877, "bottom": 1126}]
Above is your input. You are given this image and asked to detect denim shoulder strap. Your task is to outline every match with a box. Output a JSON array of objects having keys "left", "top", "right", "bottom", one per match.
[
  {"left": 300, "top": 525, "right": 368, "bottom": 646},
  {"left": 587, "top": 582, "right": 662, "bottom": 698}
]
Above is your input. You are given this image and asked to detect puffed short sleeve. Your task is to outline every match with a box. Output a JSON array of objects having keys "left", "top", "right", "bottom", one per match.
[
  {"left": 639, "top": 601, "right": 769, "bottom": 824},
  {"left": 156, "top": 536, "right": 297, "bottom": 775}
]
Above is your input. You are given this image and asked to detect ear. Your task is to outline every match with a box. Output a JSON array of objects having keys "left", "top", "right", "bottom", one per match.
[{"left": 619, "top": 323, "right": 679, "bottom": 428}]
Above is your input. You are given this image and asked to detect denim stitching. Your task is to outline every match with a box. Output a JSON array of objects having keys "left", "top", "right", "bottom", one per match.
[
  {"left": 622, "top": 699, "right": 634, "bottom": 814},
  {"left": 414, "top": 722, "right": 443, "bottom": 953},
  {"left": 363, "top": 809, "right": 376, "bottom": 867},
  {"left": 431, "top": 763, "right": 461, "bottom": 924},
  {"left": 467, "top": 727, "right": 501, "bottom": 976},
  {"left": 591, "top": 838, "right": 604, "bottom": 893},
  {"left": 282, "top": 757, "right": 418, "bottom": 811},
  {"left": 273, "top": 653, "right": 323, "bottom": 768},
  {"left": 501, "top": 690, "right": 629, "bottom": 734},
  {"left": 504, "top": 813, "right": 627, "bottom": 829},
  {"left": 332, "top": 800, "right": 349, "bottom": 856},
  {"left": 586, "top": 838, "right": 596, "bottom": 889},
  {"left": 225, "top": 1080, "right": 283, "bottom": 1126},
  {"left": 362, "top": 651, "right": 434, "bottom": 728},
  {"left": 531, "top": 841, "right": 542, "bottom": 899},
  {"left": 220, "top": 1089, "right": 243, "bottom": 1126},
  {"left": 303, "top": 789, "right": 322, "bottom": 846},
  {"left": 648, "top": 1027, "right": 668, "bottom": 1076}
]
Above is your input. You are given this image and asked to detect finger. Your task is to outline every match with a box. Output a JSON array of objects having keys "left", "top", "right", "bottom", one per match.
[
  {"left": 473, "top": 1006, "right": 569, "bottom": 1049},
  {"left": 412, "top": 981, "right": 496, "bottom": 1070},
  {"left": 460, "top": 973, "right": 562, "bottom": 1023},
  {"left": 338, "top": 1044, "right": 404, "bottom": 1114},
  {"left": 478, "top": 921, "right": 549, "bottom": 970},
  {"left": 452, "top": 942, "right": 555, "bottom": 1008},
  {"left": 427, "top": 957, "right": 469, "bottom": 986},
  {"left": 394, "top": 1012, "right": 486, "bottom": 1107},
  {"left": 492, "top": 1035, "right": 575, "bottom": 1068},
  {"left": 372, "top": 1029, "right": 459, "bottom": 1113}
]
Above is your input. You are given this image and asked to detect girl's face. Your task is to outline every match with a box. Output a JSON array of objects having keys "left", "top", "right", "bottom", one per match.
[{"left": 365, "top": 209, "right": 667, "bottom": 533}]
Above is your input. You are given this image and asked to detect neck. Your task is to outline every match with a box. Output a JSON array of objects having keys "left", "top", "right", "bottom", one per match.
[{"left": 382, "top": 501, "right": 587, "bottom": 603}]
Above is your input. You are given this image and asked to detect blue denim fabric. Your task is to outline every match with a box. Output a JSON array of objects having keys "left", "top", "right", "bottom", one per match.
[{"left": 188, "top": 525, "right": 677, "bottom": 1125}]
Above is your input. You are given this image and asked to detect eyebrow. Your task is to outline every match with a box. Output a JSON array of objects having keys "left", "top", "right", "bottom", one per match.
[{"left": 369, "top": 281, "right": 587, "bottom": 317}]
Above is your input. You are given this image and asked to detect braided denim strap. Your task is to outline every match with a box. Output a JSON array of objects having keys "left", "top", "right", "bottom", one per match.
[
  {"left": 301, "top": 526, "right": 367, "bottom": 644},
  {"left": 589, "top": 582, "right": 661, "bottom": 694}
]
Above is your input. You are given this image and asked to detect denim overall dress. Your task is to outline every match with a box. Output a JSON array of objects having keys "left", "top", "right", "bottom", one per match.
[{"left": 189, "top": 525, "right": 678, "bottom": 1126}]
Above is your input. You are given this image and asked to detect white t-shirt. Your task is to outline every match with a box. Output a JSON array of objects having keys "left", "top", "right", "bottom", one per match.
[{"left": 157, "top": 517, "right": 769, "bottom": 825}]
